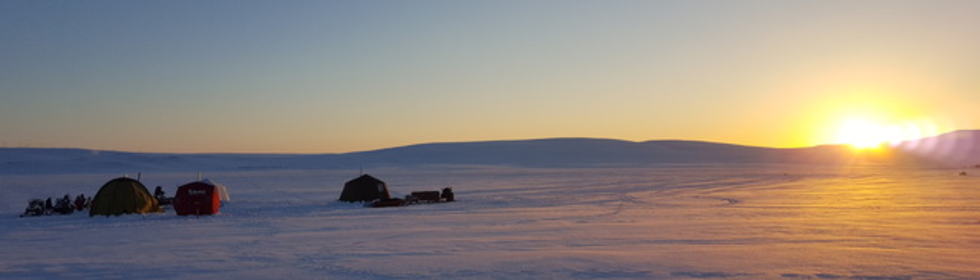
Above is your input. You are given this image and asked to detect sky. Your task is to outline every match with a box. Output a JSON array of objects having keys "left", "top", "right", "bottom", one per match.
[{"left": 1, "top": 0, "right": 978, "bottom": 153}]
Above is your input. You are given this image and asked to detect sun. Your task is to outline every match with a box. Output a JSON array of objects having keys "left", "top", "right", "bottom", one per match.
[
  {"left": 834, "top": 119, "right": 884, "bottom": 148},
  {"left": 832, "top": 117, "right": 930, "bottom": 149}
]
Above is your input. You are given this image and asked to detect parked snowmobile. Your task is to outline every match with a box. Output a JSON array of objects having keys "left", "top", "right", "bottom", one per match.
[
  {"left": 19, "top": 199, "right": 45, "bottom": 217},
  {"left": 53, "top": 195, "right": 74, "bottom": 215}
]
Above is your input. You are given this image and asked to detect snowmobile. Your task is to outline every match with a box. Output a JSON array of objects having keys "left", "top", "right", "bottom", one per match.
[
  {"left": 52, "top": 197, "right": 74, "bottom": 215},
  {"left": 19, "top": 199, "right": 45, "bottom": 217}
]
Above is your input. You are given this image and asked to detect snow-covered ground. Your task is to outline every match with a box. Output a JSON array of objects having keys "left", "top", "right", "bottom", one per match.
[{"left": 2, "top": 164, "right": 979, "bottom": 279}]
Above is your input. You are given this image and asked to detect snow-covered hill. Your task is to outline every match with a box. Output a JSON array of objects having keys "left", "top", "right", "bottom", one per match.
[{"left": 5, "top": 134, "right": 963, "bottom": 175}]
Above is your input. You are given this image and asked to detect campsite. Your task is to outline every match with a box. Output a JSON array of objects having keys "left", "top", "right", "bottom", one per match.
[
  {"left": 18, "top": 176, "right": 234, "bottom": 218},
  {"left": 17, "top": 172, "right": 449, "bottom": 218},
  {"left": 339, "top": 174, "right": 455, "bottom": 207}
]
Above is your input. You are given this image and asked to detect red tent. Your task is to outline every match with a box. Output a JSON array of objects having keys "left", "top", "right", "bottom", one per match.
[{"left": 173, "top": 181, "right": 223, "bottom": 216}]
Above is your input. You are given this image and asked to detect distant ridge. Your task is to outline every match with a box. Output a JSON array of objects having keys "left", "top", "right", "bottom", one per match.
[{"left": 2, "top": 131, "right": 978, "bottom": 174}]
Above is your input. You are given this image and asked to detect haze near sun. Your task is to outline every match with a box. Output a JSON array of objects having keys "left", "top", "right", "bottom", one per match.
[{"left": 821, "top": 98, "right": 944, "bottom": 150}]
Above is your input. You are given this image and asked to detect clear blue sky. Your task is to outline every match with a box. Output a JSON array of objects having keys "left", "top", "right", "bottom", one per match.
[{"left": 2, "top": 0, "right": 978, "bottom": 153}]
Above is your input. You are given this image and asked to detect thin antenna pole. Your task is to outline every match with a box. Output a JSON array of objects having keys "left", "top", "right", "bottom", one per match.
[
  {"left": 197, "top": 172, "right": 202, "bottom": 181},
  {"left": 137, "top": 172, "right": 142, "bottom": 182}
]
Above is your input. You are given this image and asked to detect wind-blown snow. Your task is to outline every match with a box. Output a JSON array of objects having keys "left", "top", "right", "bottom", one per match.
[{"left": 1, "top": 164, "right": 978, "bottom": 279}]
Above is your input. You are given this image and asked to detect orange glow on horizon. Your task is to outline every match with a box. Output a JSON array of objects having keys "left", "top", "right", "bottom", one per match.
[
  {"left": 832, "top": 118, "right": 926, "bottom": 149},
  {"left": 799, "top": 90, "right": 948, "bottom": 150}
]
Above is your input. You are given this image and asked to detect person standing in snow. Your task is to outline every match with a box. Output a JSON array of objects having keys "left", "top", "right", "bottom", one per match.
[
  {"left": 44, "top": 197, "right": 53, "bottom": 215},
  {"left": 154, "top": 186, "right": 165, "bottom": 199},
  {"left": 154, "top": 186, "right": 172, "bottom": 205},
  {"left": 74, "top": 194, "right": 87, "bottom": 211}
]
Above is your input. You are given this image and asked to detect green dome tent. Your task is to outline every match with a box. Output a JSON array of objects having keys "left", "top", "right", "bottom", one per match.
[{"left": 89, "top": 177, "right": 162, "bottom": 216}]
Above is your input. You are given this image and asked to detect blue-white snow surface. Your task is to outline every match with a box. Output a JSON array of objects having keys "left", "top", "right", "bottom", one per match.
[{"left": 2, "top": 165, "right": 979, "bottom": 279}]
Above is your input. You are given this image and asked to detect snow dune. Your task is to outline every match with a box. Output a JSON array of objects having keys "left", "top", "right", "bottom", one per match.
[{"left": 2, "top": 164, "right": 978, "bottom": 279}]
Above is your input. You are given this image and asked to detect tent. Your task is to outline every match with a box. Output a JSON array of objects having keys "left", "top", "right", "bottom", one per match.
[
  {"left": 89, "top": 177, "right": 161, "bottom": 216},
  {"left": 173, "top": 179, "right": 229, "bottom": 216},
  {"left": 339, "top": 174, "right": 390, "bottom": 202}
]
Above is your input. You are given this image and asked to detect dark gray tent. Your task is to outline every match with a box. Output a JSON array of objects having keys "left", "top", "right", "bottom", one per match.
[{"left": 339, "top": 174, "right": 390, "bottom": 202}]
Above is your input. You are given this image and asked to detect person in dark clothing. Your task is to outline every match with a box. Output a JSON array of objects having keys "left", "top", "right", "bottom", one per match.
[
  {"left": 44, "top": 197, "right": 53, "bottom": 215},
  {"left": 441, "top": 187, "right": 455, "bottom": 202},
  {"left": 154, "top": 186, "right": 172, "bottom": 205},
  {"left": 74, "top": 194, "right": 87, "bottom": 211}
]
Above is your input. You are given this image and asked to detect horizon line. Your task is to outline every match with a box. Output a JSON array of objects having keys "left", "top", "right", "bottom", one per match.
[{"left": 1, "top": 129, "right": 970, "bottom": 155}]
